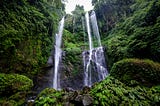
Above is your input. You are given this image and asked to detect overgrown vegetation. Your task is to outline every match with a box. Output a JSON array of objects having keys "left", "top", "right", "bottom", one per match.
[
  {"left": 60, "top": 6, "right": 86, "bottom": 86},
  {"left": 34, "top": 75, "right": 160, "bottom": 106},
  {"left": 0, "top": 0, "right": 63, "bottom": 77},
  {"left": 0, "top": 0, "right": 64, "bottom": 105},
  {"left": 90, "top": 76, "right": 160, "bottom": 105},
  {"left": 0, "top": 74, "right": 33, "bottom": 105},
  {"left": 100, "top": 0, "right": 160, "bottom": 69},
  {"left": 110, "top": 58, "right": 160, "bottom": 87},
  {"left": 0, "top": 73, "right": 33, "bottom": 96},
  {"left": 1, "top": 0, "right": 160, "bottom": 105},
  {"left": 62, "top": 30, "right": 84, "bottom": 77},
  {"left": 35, "top": 88, "right": 64, "bottom": 106},
  {"left": 92, "top": 0, "right": 135, "bottom": 37}
]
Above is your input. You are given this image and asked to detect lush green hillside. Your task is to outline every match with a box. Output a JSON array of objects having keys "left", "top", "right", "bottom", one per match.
[
  {"left": 0, "top": 0, "right": 64, "bottom": 105},
  {"left": 0, "top": 0, "right": 63, "bottom": 77},
  {"left": 0, "top": 0, "right": 160, "bottom": 105},
  {"left": 98, "top": 0, "right": 160, "bottom": 69}
]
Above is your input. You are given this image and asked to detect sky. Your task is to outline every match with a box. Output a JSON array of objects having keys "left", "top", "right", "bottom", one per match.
[{"left": 64, "top": 0, "right": 93, "bottom": 14}]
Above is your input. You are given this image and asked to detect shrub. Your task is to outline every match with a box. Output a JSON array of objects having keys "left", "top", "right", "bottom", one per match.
[
  {"left": 110, "top": 58, "right": 160, "bottom": 86},
  {"left": 35, "top": 88, "right": 64, "bottom": 106},
  {"left": 0, "top": 73, "right": 33, "bottom": 96},
  {"left": 90, "top": 76, "right": 160, "bottom": 105}
]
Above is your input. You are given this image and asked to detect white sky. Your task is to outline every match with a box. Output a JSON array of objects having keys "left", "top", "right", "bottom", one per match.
[{"left": 64, "top": 0, "right": 93, "bottom": 14}]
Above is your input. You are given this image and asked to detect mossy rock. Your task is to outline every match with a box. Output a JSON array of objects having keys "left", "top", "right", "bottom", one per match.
[
  {"left": 0, "top": 73, "right": 33, "bottom": 96},
  {"left": 110, "top": 58, "right": 160, "bottom": 87},
  {"left": 35, "top": 88, "right": 64, "bottom": 106},
  {"left": 0, "top": 99, "right": 17, "bottom": 106}
]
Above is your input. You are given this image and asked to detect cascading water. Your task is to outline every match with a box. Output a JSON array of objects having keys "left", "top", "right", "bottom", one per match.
[
  {"left": 90, "top": 11, "right": 102, "bottom": 47},
  {"left": 83, "top": 11, "right": 108, "bottom": 87},
  {"left": 84, "top": 12, "right": 93, "bottom": 87},
  {"left": 53, "top": 17, "right": 65, "bottom": 90}
]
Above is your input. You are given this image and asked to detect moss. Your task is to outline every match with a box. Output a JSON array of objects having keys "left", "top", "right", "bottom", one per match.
[
  {"left": 110, "top": 58, "right": 160, "bottom": 87},
  {"left": 0, "top": 73, "right": 33, "bottom": 96},
  {"left": 90, "top": 76, "right": 160, "bottom": 105}
]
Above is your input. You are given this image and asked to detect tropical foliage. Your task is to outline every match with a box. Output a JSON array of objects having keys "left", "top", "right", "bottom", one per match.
[
  {"left": 0, "top": 0, "right": 160, "bottom": 105},
  {"left": 102, "top": 0, "right": 160, "bottom": 68},
  {"left": 90, "top": 76, "right": 160, "bottom": 105},
  {"left": 0, "top": 0, "right": 63, "bottom": 77}
]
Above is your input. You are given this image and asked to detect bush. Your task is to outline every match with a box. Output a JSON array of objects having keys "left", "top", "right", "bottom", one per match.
[
  {"left": 35, "top": 88, "right": 64, "bottom": 106},
  {"left": 110, "top": 58, "right": 160, "bottom": 86},
  {"left": 0, "top": 91, "right": 30, "bottom": 106},
  {"left": 0, "top": 73, "right": 33, "bottom": 96}
]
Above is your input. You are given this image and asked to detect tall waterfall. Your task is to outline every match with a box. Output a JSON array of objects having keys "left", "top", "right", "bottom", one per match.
[
  {"left": 53, "top": 17, "right": 65, "bottom": 90},
  {"left": 90, "top": 11, "right": 102, "bottom": 47},
  {"left": 83, "top": 11, "right": 108, "bottom": 87},
  {"left": 84, "top": 12, "right": 93, "bottom": 86}
]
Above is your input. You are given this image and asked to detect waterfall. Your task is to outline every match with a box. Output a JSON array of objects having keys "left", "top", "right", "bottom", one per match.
[
  {"left": 90, "top": 11, "right": 102, "bottom": 47},
  {"left": 83, "top": 11, "right": 108, "bottom": 87},
  {"left": 84, "top": 12, "right": 93, "bottom": 87},
  {"left": 53, "top": 17, "right": 65, "bottom": 90}
]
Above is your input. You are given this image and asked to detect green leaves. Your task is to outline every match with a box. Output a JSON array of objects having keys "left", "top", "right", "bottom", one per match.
[
  {"left": 35, "top": 88, "right": 64, "bottom": 106},
  {"left": 0, "top": 74, "right": 33, "bottom": 96},
  {"left": 93, "top": 0, "right": 135, "bottom": 35},
  {"left": 102, "top": 0, "right": 160, "bottom": 69},
  {"left": 90, "top": 76, "right": 160, "bottom": 105},
  {"left": 0, "top": 0, "right": 63, "bottom": 76},
  {"left": 110, "top": 58, "right": 160, "bottom": 86}
]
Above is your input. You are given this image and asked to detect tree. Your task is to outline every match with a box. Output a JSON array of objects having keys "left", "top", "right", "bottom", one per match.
[{"left": 93, "top": 0, "right": 135, "bottom": 37}]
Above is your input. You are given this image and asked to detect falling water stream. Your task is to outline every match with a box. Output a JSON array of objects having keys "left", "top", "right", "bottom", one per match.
[
  {"left": 90, "top": 11, "right": 102, "bottom": 47},
  {"left": 83, "top": 11, "right": 108, "bottom": 87},
  {"left": 53, "top": 17, "right": 65, "bottom": 90},
  {"left": 49, "top": 11, "right": 107, "bottom": 89},
  {"left": 84, "top": 12, "right": 93, "bottom": 86}
]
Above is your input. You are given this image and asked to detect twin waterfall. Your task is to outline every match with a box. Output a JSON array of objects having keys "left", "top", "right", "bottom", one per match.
[
  {"left": 83, "top": 11, "right": 108, "bottom": 87},
  {"left": 52, "top": 11, "right": 108, "bottom": 90}
]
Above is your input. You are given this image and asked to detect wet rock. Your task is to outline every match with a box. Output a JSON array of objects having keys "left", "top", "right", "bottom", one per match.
[
  {"left": 27, "top": 100, "right": 34, "bottom": 106},
  {"left": 82, "top": 86, "right": 91, "bottom": 94},
  {"left": 70, "top": 91, "right": 79, "bottom": 100},
  {"left": 64, "top": 87, "right": 75, "bottom": 92},
  {"left": 75, "top": 95, "right": 83, "bottom": 102},
  {"left": 69, "top": 91, "right": 83, "bottom": 105},
  {"left": 82, "top": 94, "right": 93, "bottom": 106}
]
